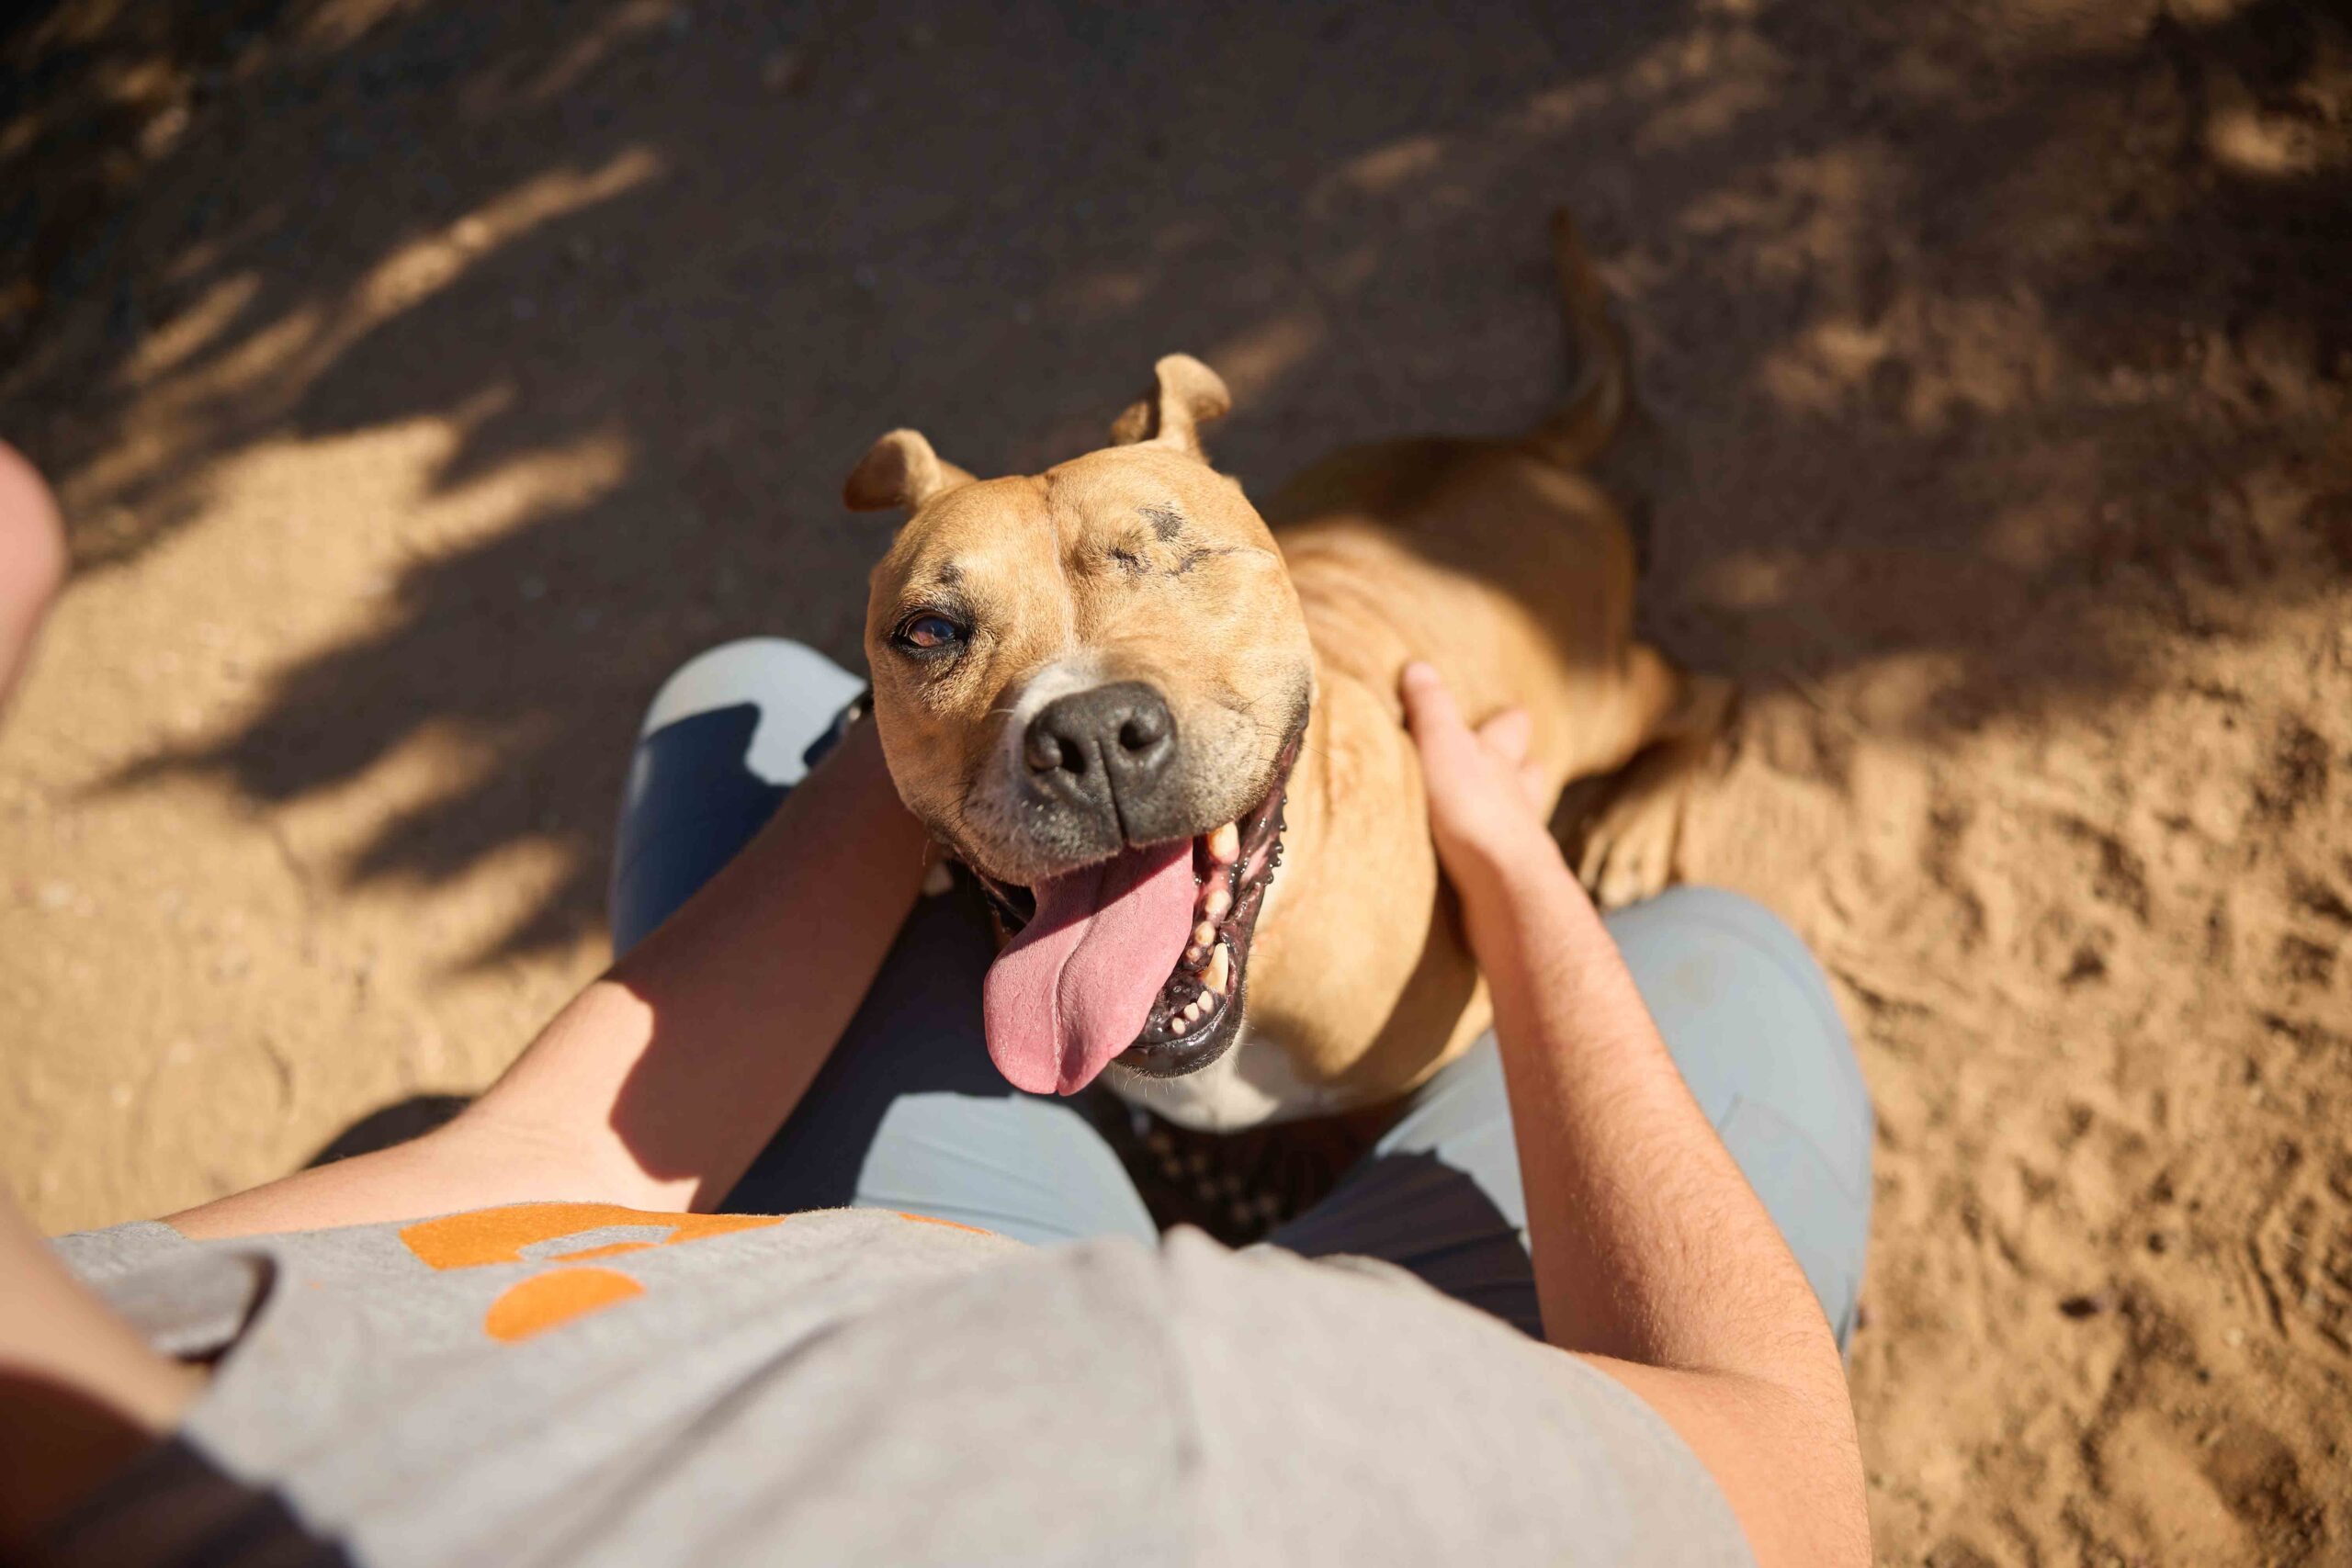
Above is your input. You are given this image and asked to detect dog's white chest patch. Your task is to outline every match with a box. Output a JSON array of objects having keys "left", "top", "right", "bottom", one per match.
[{"left": 1102, "top": 1021, "right": 1354, "bottom": 1132}]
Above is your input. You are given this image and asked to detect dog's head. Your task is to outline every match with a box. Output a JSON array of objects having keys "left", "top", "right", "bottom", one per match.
[{"left": 855, "top": 355, "right": 1315, "bottom": 1097}]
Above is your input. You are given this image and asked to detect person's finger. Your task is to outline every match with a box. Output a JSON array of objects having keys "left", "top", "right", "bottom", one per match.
[
  {"left": 1476, "top": 707, "right": 1532, "bottom": 766},
  {"left": 1399, "top": 661, "right": 1465, "bottom": 746}
]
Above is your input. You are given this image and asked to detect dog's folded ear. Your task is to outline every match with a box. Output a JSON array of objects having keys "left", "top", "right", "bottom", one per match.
[
  {"left": 1108, "top": 355, "right": 1232, "bottom": 459},
  {"left": 844, "top": 429, "right": 976, "bottom": 512}
]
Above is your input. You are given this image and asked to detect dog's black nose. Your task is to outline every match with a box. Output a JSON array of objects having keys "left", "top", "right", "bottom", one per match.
[{"left": 1025, "top": 682, "right": 1179, "bottom": 841}]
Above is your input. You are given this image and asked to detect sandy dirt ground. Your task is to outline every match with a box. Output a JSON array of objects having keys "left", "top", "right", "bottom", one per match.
[{"left": 5, "top": 0, "right": 2349, "bottom": 1560}]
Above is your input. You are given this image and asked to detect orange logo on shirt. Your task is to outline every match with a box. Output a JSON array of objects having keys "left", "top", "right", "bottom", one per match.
[
  {"left": 392, "top": 1202, "right": 989, "bottom": 1344},
  {"left": 399, "top": 1202, "right": 783, "bottom": 1271},
  {"left": 481, "top": 1267, "right": 645, "bottom": 1342},
  {"left": 397, "top": 1202, "right": 785, "bottom": 1343}
]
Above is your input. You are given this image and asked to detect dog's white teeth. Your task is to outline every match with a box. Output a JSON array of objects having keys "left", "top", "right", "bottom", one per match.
[
  {"left": 1170, "top": 1015, "right": 1190, "bottom": 1036},
  {"left": 1203, "top": 886, "right": 1233, "bottom": 922},
  {"left": 1182, "top": 997, "right": 1204, "bottom": 1022},
  {"left": 1193, "top": 919, "right": 1216, "bottom": 948},
  {"left": 1197, "top": 988, "right": 1218, "bottom": 1014},
  {"left": 1205, "top": 942, "right": 1232, "bottom": 997},
  {"left": 1207, "top": 821, "right": 1241, "bottom": 863}
]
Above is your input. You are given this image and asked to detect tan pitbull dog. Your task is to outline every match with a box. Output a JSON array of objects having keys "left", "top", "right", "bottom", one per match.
[{"left": 851, "top": 213, "right": 1730, "bottom": 1130}]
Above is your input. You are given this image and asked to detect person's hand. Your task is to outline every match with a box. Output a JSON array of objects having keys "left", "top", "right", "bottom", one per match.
[{"left": 1399, "top": 661, "right": 1565, "bottom": 902}]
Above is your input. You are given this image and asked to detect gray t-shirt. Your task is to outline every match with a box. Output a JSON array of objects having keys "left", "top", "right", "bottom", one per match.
[{"left": 46, "top": 1203, "right": 1750, "bottom": 1566}]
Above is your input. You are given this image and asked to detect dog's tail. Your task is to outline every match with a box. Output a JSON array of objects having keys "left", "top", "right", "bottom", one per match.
[{"left": 1522, "top": 209, "right": 1629, "bottom": 471}]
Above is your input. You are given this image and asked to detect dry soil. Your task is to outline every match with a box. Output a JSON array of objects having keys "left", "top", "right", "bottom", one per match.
[{"left": 4, "top": 1, "right": 2349, "bottom": 1562}]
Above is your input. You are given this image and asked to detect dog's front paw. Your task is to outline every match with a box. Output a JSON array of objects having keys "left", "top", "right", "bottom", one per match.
[{"left": 1576, "top": 795, "right": 1679, "bottom": 908}]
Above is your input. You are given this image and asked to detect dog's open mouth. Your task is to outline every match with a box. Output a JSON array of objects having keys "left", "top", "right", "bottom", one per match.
[{"left": 969, "top": 730, "right": 1300, "bottom": 1096}]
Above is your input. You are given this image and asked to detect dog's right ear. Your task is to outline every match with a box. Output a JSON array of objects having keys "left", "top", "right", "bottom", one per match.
[
  {"left": 843, "top": 429, "right": 975, "bottom": 512},
  {"left": 1108, "top": 355, "right": 1232, "bottom": 459}
]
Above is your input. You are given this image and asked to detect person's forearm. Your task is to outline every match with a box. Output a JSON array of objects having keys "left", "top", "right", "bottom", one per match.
[
  {"left": 479, "top": 717, "right": 931, "bottom": 1210},
  {"left": 1397, "top": 660, "right": 1864, "bottom": 1565},
  {"left": 1464, "top": 854, "right": 1837, "bottom": 1387},
  {"left": 174, "top": 718, "right": 930, "bottom": 1236},
  {"left": 1470, "top": 855, "right": 1869, "bottom": 1565}
]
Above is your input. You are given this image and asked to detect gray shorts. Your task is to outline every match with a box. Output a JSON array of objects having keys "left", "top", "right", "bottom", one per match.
[{"left": 612, "top": 639, "right": 1873, "bottom": 1348}]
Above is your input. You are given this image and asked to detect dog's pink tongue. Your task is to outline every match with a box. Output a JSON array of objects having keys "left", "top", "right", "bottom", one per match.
[{"left": 982, "top": 840, "right": 1195, "bottom": 1095}]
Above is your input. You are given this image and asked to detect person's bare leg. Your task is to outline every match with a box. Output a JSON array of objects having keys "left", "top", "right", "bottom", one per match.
[{"left": 0, "top": 445, "right": 66, "bottom": 708}]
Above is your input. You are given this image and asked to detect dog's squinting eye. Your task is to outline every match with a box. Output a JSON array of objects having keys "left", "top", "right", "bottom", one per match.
[{"left": 895, "top": 613, "right": 967, "bottom": 655}]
